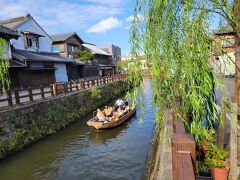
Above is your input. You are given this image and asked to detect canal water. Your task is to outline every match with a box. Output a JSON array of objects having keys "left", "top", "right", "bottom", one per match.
[{"left": 0, "top": 78, "right": 156, "bottom": 180}]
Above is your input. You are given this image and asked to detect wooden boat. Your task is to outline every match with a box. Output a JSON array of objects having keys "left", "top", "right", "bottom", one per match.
[{"left": 87, "top": 105, "right": 136, "bottom": 130}]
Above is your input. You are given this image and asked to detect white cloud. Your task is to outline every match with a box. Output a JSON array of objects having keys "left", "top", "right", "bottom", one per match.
[
  {"left": 87, "top": 17, "right": 122, "bottom": 33},
  {"left": 126, "top": 14, "right": 144, "bottom": 22},
  {"left": 126, "top": 16, "right": 134, "bottom": 22},
  {"left": 0, "top": 0, "right": 124, "bottom": 34}
]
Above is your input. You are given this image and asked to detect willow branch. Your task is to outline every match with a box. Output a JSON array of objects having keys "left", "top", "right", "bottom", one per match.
[{"left": 193, "top": 7, "right": 226, "bottom": 19}]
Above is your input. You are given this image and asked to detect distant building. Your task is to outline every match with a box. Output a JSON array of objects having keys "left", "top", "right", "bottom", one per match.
[
  {"left": 0, "top": 14, "right": 72, "bottom": 89},
  {"left": 211, "top": 26, "right": 236, "bottom": 76},
  {"left": 51, "top": 33, "right": 117, "bottom": 78},
  {"left": 51, "top": 32, "right": 85, "bottom": 80},
  {"left": 83, "top": 43, "right": 115, "bottom": 76},
  {"left": 121, "top": 54, "right": 148, "bottom": 70},
  {"left": 51, "top": 32, "right": 84, "bottom": 59},
  {"left": 102, "top": 44, "right": 121, "bottom": 63}
]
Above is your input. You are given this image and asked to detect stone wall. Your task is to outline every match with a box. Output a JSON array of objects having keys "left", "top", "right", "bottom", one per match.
[
  {"left": 148, "top": 110, "right": 173, "bottom": 180},
  {"left": 0, "top": 81, "right": 128, "bottom": 159}
]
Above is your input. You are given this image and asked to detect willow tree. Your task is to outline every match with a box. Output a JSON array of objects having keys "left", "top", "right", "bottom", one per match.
[
  {"left": 0, "top": 38, "right": 10, "bottom": 94},
  {"left": 129, "top": 0, "right": 218, "bottom": 135},
  {"left": 128, "top": 0, "right": 239, "bottom": 178}
]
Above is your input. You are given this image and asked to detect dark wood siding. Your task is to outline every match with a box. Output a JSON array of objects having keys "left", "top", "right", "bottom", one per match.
[
  {"left": 66, "top": 64, "right": 80, "bottom": 80},
  {"left": 80, "top": 65, "right": 99, "bottom": 78},
  {"left": 8, "top": 69, "right": 55, "bottom": 90}
]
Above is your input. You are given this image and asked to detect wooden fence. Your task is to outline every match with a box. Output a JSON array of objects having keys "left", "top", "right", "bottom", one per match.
[
  {"left": 0, "top": 74, "right": 125, "bottom": 108},
  {"left": 172, "top": 117, "right": 196, "bottom": 180}
]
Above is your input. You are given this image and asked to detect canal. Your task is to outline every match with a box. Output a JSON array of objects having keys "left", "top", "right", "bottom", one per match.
[{"left": 0, "top": 78, "right": 156, "bottom": 180}]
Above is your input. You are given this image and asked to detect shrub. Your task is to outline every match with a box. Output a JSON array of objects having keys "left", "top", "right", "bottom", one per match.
[
  {"left": 205, "top": 144, "right": 229, "bottom": 168},
  {"left": 77, "top": 50, "right": 94, "bottom": 62}
]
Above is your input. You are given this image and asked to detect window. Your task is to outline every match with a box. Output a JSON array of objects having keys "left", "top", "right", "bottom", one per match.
[
  {"left": 51, "top": 46, "right": 60, "bottom": 53},
  {"left": 27, "top": 38, "right": 32, "bottom": 47},
  {"left": 68, "top": 44, "right": 76, "bottom": 52},
  {"left": 26, "top": 36, "right": 39, "bottom": 49}
]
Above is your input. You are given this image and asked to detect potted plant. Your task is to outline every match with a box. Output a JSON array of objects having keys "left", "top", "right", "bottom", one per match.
[{"left": 205, "top": 144, "right": 229, "bottom": 180}]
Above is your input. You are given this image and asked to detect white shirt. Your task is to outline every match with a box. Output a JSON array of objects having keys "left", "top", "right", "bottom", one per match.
[{"left": 115, "top": 99, "right": 124, "bottom": 106}]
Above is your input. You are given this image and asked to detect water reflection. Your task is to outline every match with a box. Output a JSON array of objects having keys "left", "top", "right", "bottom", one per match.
[{"left": 88, "top": 114, "right": 136, "bottom": 145}]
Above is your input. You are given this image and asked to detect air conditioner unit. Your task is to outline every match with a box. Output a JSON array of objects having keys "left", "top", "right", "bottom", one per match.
[{"left": 68, "top": 55, "right": 73, "bottom": 59}]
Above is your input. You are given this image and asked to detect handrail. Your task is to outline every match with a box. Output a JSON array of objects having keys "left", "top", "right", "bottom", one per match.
[
  {"left": 172, "top": 117, "right": 196, "bottom": 180},
  {"left": 0, "top": 74, "right": 125, "bottom": 108}
]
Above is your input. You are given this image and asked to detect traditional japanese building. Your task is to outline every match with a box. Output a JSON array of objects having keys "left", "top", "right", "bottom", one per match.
[
  {"left": 83, "top": 43, "right": 115, "bottom": 76},
  {"left": 211, "top": 26, "right": 236, "bottom": 76},
  {"left": 0, "top": 14, "right": 72, "bottom": 89},
  {"left": 51, "top": 32, "right": 86, "bottom": 80}
]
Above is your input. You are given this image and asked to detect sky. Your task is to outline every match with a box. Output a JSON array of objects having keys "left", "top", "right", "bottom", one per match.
[{"left": 0, "top": 0, "right": 136, "bottom": 56}]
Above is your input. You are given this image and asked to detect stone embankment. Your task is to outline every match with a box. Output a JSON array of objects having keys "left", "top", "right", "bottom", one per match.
[{"left": 0, "top": 81, "right": 128, "bottom": 159}]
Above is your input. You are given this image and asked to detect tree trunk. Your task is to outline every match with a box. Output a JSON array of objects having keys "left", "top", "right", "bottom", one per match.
[
  {"left": 230, "top": 0, "right": 240, "bottom": 177},
  {"left": 229, "top": 103, "right": 238, "bottom": 180},
  {"left": 233, "top": 0, "right": 240, "bottom": 105}
]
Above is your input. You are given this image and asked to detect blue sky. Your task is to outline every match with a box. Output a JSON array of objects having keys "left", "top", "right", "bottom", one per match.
[
  {"left": 0, "top": 0, "right": 223, "bottom": 56},
  {"left": 0, "top": 0, "right": 136, "bottom": 55}
]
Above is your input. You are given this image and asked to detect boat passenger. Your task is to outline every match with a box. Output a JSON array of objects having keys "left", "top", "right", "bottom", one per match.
[
  {"left": 124, "top": 105, "right": 130, "bottom": 113},
  {"left": 106, "top": 106, "right": 113, "bottom": 117},
  {"left": 118, "top": 108, "right": 124, "bottom": 117},
  {"left": 96, "top": 109, "right": 108, "bottom": 122},
  {"left": 103, "top": 106, "right": 108, "bottom": 116},
  {"left": 111, "top": 112, "right": 119, "bottom": 121}
]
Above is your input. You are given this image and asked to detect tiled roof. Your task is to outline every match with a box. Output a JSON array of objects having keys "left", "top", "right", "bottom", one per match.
[
  {"left": 51, "top": 32, "right": 84, "bottom": 43},
  {"left": 0, "top": 14, "right": 31, "bottom": 29},
  {"left": 12, "top": 49, "right": 73, "bottom": 63},
  {"left": 0, "top": 14, "right": 52, "bottom": 41},
  {"left": 0, "top": 25, "right": 19, "bottom": 39},
  {"left": 214, "top": 26, "right": 234, "bottom": 35},
  {"left": 83, "top": 43, "right": 111, "bottom": 56}
]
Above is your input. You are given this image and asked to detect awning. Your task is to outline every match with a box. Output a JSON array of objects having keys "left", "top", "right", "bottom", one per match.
[
  {"left": 10, "top": 59, "right": 26, "bottom": 68},
  {"left": 21, "top": 31, "right": 45, "bottom": 37},
  {"left": 98, "top": 66, "right": 114, "bottom": 70},
  {"left": 26, "top": 67, "right": 56, "bottom": 71},
  {"left": 98, "top": 64, "right": 115, "bottom": 70}
]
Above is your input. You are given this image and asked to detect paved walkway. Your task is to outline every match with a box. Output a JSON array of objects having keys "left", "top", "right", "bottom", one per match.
[{"left": 149, "top": 110, "right": 173, "bottom": 180}]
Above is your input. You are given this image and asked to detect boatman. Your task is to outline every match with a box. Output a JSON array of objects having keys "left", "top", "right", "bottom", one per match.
[{"left": 115, "top": 99, "right": 125, "bottom": 110}]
